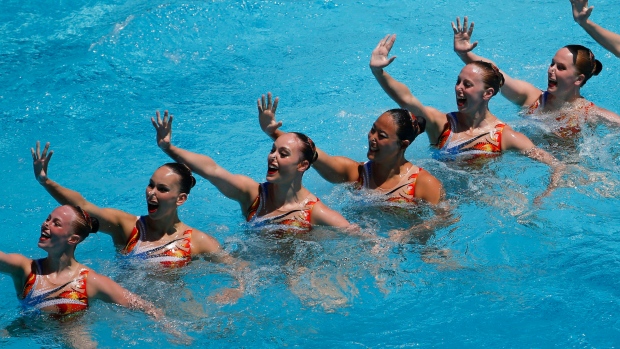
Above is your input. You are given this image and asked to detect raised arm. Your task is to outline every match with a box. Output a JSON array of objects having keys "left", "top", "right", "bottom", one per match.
[
  {"left": 0, "top": 252, "right": 32, "bottom": 294},
  {"left": 257, "top": 93, "right": 361, "bottom": 183},
  {"left": 452, "top": 17, "right": 542, "bottom": 107},
  {"left": 369, "top": 35, "right": 449, "bottom": 143},
  {"left": 571, "top": 0, "right": 620, "bottom": 58},
  {"left": 31, "top": 142, "right": 137, "bottom": 246},
  {"left": 152, "top": 111, "right": 259, "bottom": 213}
]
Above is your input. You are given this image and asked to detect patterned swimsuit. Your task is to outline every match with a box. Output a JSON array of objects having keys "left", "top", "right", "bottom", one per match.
[
  {"left": 20, "top": 259, "right": 89, "bottom": 316},
  {"left": 356, "top": 161, "right": 421, "bottom": 203},
  {"left": 122, "top": 216, "right": 192, "bottom": 268},
  {"left": 526, "top": 91, "right": 594, "bottom": 137},
  {"left": 435, "top": 112, "right": 504, "bottom": 159},
  {"left": 246, "top": 182, "right": 318, "bottom": 232}
]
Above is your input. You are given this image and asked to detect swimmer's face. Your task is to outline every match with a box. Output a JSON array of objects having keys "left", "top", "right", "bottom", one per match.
[
  {"left": 266, "top": 133, "right": 307, "bottom": 183},
  {"left": 367, "top": 112, "right": 402, "bottom": 162},
  {"left": 145, "top": 166, "right": 186, "bottom": 219},
  {"left": 548, "top": 48, "right": 582, "bottom": 94},
  {"left": 38, "top": 206, "right": 80, "bottom": 252},
  {"left": 455, "top": 65, "right": 491, "bottom": 112}
]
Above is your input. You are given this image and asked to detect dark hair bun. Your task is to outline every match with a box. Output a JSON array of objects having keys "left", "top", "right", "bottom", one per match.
[
  {"left": 593, "top": 59, "right": 603, "bottom": 76},
  {"left": 90, "top": 216, "right": 100, "bottom": 233}
]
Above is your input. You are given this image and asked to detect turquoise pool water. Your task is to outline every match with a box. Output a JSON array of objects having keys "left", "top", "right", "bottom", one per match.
[{"left": 1, "top": 0, "right": 620, "bottom": 347}]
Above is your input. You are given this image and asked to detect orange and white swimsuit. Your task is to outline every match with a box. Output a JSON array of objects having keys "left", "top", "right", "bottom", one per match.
[
  {"left": 246, "top": 182, "right": 318, "bottom": 231},
  {"left": 526, "top": 91, "right": 594, "bottom": 137},
  {"left": 435, "top": 112, "right": 504, "bottom": 159},
  {"left": 121, "top": 216, "right": 192, "bottom": 268},
  {"left": 20, "top": 259, "right": 89, "bottom": 316},
  {"left": 356, "top": 161, "right": 421, "bottom": 203}
]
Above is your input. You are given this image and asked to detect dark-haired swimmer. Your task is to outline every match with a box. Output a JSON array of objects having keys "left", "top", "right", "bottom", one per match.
[
  {"left": 152, "top": 107, "right": 353, "bottom": 232},
  {"left": 370, "top": 33, "right": 564, "bottom": 198},
  {"left": 0, "top": 205, "right": 160, "bottom": 318},
  {"left": 453, "top": 16, "right": 620, "bottom": 137},
  {"left": 571, "top": 0, "right": 620, "bottom": 58},
  {"left": 32, "top": 142, "right": 245, "bottom": 303},
  {"left": 259, "top": 93, "right": 443, "bottom": 206}
]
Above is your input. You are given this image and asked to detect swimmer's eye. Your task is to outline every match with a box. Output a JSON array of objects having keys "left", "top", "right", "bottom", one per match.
[
  {"left": 147, "top": 181, "right": 155, "bottom": 188},
  {"left": 279, "top": 149, "right": 291, "bottom": 157},
  {"left": 270, "top": 145, "right": 276, "bottom": 153},
  {"left": 156, "top": 185, "right": 170, "bottom": 192},
  {"left": 378, "top": 132, "right": 388, "bottom": 139}
]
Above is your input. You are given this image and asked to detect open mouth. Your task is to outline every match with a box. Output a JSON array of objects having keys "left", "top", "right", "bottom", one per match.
[
  {"left": 267, "top": 164, "right": 279, "bottom": 175},
  {"left": 368, "top": 141, "right": 378, "bottom": 152},
  {"left": 147, "top": 202, "right": 158, "bottom": 213},
  {"left": 548, "top": 78, "right": 557, "bottom": 88},
  {"left": 456, "top": 97, "right": 467, "bottom": 108},
  {"left": 39, "top": 229, "right": 50, "bottom": 241}
]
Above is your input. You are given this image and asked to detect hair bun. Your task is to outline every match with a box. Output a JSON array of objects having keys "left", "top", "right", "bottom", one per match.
[
  {"left": 593, "top": 59, "right": 603, "bottom": 76},
  {"left": 90, "top": 216, "right": 100, "bottom": 233}
]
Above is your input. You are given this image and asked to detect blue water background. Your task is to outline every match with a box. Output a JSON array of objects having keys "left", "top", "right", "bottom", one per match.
[{"left": 1, "top": 0, "right": 620, "bottom": 347}]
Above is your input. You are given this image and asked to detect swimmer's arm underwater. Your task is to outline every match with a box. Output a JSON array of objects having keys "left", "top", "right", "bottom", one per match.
[
  {"left": 31, "top": 141, "right": 140, "bottom": 246},
  {"left": 500, "top": 126, "right": 565, "bottom": 203},
  {"left": 257, "top": 93, "right": 361, "bottom": 183},
  {"left": 571, "top": 0, "right": 620, "bottom": 58},
  {"left": 87, "top": 270, "right": 163, "bottom": 320},
  {"left": 192, "top": 231, "right": 248, "bottom": 304}
]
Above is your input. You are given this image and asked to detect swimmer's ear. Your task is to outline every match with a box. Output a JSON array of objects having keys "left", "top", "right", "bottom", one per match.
[
  {"left": 399, "top": 139, "right": 410, "bottom": 150},
  {"left": 176, "top": 193, "right": 188, "bottom": 206},
  {"left": 483, "top": 87, "right": 495, "bottom": 100},
  {"left": 575, "top": 74, "right": 586, "bottom": 86},
  {"left": 68, "top": 234, "right": 81, "bottom": 245},
  {"left": 297, "top": 159, "right": 310, "bottom": 172}
]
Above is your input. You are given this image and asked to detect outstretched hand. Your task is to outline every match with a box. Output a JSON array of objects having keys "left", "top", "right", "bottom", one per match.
[
  {"left": 151, "top": 110, "right": 173, "bottom": 150},
  {"left": 370, "top": 34, "right": 397, "bottom": 71},
  {"left": 257, "top": 92, "right": 282, "bottom": 138},
  {"left": 31, "top": 141, "right": 52, "bottom": 184},
  {"left": 452, "top": 16, "right": 478, "bottom": 54},
  {"left": 570, "top": 0, "right": 593, "bottom": 25}
]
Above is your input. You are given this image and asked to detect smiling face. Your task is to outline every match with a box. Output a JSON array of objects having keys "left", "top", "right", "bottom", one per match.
[
  {"left": 145, "top": 166, "right": 185, "bottom": 219},
  {"left": 38, "top": 206, "right": 80, "bottom": 252},
  {"left": 455, "top": 64, "right": 492, "bottom": 113},
  {"left": 547, "top": 48, "right": 582, "bottom": 94},
  {"left": 266, "top": 133, "right": 307, "bottom": 183},
  {"left": 367, "top": 112, "right": 402, "bottom": 162}
]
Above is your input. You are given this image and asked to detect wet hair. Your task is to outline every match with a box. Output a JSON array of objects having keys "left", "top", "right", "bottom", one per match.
[
  {"left": 290, "top": 132, "right": 318, "bottom": 166},
  {"left": 161, "top": 163, "right": 196, "bottom": 194},
  {"left": 69, "top": 206, "right": 99, "bottom": 242},
  {"left": 564, "top": 45, "right": 602, "bottom": 87},
  {"left": 469, "top": 61, "right": 505, "bottom": 96},
  {"left": 385, "top": 108, "right": 426, "bottom": 145}
]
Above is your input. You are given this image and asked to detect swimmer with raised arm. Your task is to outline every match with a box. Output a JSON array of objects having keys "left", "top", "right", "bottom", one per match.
[
  {"left": 571, "top": 0, "right": 620, "bottom": 58},
  {"left": 452, "top": 16, "right": 620, "bottom": 137},
  {"left": 0, "top": 205, "right": 160, "bottom": 318},
  {"left": 259, "top": 93, "right": 443, "bottom": 205},
  {"left": 32, "top": 142, "right": 245, "bottom": 303},
  {"left": 151, "top": 102, "right": 352, "bottom": 232},
  {"left": 370, "top": 31, "right": 564, "bottom": 199}
]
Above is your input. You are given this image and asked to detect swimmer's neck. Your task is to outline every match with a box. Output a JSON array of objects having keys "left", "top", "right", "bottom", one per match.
[
  {"left": 145, "top": 214, "right": 183, "bottom": 238},
  {"left": 457, "top": 108, "right": 495, "bottom": 130},
  {"left": 371, "top": 155, "right": 409, "bottom": 185},
  {"left": 42, "top": 253, "right": 79, "bottom": 275},
  {"left": 546, "top": 89, "right": 584, "bottom": 107},
  {"left": 269, "top": 178, "right": 307, "bottom": 207}
]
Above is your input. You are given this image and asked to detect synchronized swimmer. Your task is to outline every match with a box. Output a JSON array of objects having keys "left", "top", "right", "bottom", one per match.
[{"left": 5, "top": 3, "right": 619, "bottom": 341}]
